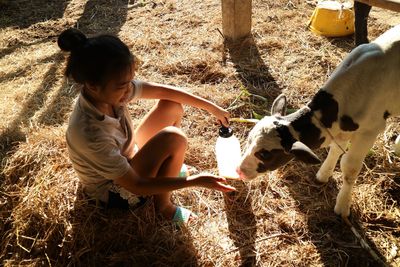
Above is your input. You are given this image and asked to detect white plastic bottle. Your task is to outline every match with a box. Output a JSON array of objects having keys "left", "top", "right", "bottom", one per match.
[
  {"left": 215, "top": 126, "right": 242, "bottom": 179},
  {"left": 394, "top": 135, "right": 400, "bottom": 156}
]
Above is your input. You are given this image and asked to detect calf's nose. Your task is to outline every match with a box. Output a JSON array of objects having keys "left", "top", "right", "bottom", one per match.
[{"left": 236, "top": 167, "right": 245, "bottom": 180}]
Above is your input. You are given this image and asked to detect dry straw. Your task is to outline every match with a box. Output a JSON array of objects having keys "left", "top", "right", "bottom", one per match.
[{"left": 1, "top": 0, "right": 399, "bottom": 266}]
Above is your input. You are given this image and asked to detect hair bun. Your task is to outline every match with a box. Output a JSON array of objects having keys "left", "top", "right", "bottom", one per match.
[{"left": 58, "top": 28, "right": 87, "bottom": 52}]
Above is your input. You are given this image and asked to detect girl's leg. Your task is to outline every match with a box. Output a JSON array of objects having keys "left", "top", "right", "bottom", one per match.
[
  {"left": 130, "top": 127, "right": 187, "bottom": 219},
  {"left": 133, "top": 100, "right": 186, "bottom": 218},
  {"left": 135, "top": 99, "right": 184, "bottom": 148}
]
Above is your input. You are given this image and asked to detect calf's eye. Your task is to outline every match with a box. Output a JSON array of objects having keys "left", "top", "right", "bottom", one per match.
[{"left": 255, "top": 149, "right": 272, "bottom": 161}]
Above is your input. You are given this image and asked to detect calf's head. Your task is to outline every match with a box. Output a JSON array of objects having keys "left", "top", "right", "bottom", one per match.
[{"left": 237, "top": 94, "right": 321, "bottom": 180}]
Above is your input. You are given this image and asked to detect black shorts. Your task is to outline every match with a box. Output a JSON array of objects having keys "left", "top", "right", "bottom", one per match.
[{"left": 107, "top": 191, "right": 148, "bottom": 210}]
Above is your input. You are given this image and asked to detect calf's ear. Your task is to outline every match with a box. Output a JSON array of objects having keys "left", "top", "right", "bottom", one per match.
[
  {"left": 271, "top": 94, "right": 287, "bottom": 116},
  {"left": 289, "top": 141, "right": 321, "bottom": 164}
]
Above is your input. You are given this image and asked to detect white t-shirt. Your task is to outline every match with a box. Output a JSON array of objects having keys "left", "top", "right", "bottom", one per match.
[{"left": 66, "top": 80, "right": 143, "bottom": 202}]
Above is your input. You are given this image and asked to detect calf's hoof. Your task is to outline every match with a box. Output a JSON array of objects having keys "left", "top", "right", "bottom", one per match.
[
  {"left": 316, "top": 169, "right": 331, "bottom": 183},
  {"left": 334, "top": 202, "right": 350, "bottom": 218}
]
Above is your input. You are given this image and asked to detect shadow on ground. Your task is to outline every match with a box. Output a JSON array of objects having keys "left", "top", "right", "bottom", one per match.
[
  {"left": 0, "top": 0, "right": 70, "bottom": 29},
  {"left": 225, "top": 35, "right": 281, "bottom": 101},
  {"left": 75, "top": 0, "right": 129, "bottom": 34},
  {"left": 62, "top": 190, "right": 200, "bottom": 266},
  {"left": 224, "top": 181, "right": 258, "bottom": 267},
  {"left": 1, "top": 183, "right": 200, "bottom": 266},
  {"left": 281, "top": 163, "right": 389, "bottom": 267}
]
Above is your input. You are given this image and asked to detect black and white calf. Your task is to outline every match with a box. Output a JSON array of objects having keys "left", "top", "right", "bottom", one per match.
[{"left": 237, "top": 25, "right": 400, "bottom": 217}]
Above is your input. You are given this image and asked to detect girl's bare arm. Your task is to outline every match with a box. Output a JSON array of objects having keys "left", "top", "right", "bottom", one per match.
[
  {"left": 114, "top": 167, "right": 236, "bottom": 196},
  {"left": 137, "top": 81, "right": 230, "bottom": 126}
]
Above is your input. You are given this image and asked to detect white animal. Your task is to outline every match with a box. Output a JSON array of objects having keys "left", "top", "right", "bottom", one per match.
[{"left": 237, "top": 25, "right": 400, "bottom": 217}]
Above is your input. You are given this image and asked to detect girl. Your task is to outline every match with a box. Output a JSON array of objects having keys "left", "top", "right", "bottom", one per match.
[{"left": 58, "top": 28, "right": 235, "bottom": 224}]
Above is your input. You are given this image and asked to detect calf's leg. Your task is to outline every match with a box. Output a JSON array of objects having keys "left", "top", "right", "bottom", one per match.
[
  {"left": 316, "top": 140, "right": 348, "bottom": 183},
  {"left": 334, "top": 131, "right": 380, "bottom": 217}
]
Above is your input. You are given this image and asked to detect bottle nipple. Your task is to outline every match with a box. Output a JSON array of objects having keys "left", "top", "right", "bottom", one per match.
[{"left": 219, "top": 126, "right": 233, "bottom": 138}]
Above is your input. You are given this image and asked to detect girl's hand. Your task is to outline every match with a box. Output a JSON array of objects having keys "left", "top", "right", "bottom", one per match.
[
  {"left": 187, "top": 173, "right": 236, "bottom": 192},
  {"left": 212, "top": 106, "right": 230, "bottom": 127}
]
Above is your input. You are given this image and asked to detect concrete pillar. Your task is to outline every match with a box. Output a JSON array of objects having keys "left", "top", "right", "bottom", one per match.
[{"left": 221, "top": 0, "right": 252, "bottom": 42}]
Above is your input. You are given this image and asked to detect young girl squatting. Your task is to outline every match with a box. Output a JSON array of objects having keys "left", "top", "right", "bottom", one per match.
[{"left": 58, "top": 28, "right": 235, "bottom": 223}]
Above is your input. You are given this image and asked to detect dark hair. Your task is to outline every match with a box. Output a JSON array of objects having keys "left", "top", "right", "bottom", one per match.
[{"left": 57, "top": 28, "right": 135, "bottom": 87}]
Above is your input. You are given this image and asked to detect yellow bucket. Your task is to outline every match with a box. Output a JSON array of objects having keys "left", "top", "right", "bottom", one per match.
[{"left": 308, "top": 1, "right": 355, "bottom": 37}]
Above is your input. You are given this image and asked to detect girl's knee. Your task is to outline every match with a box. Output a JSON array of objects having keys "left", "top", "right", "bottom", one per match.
[
  {"left": 160, "top": 126, "right": 187, "bottom": 147},
  {"left": 158, "top": 100, "right": 184, "bottom": 116}
]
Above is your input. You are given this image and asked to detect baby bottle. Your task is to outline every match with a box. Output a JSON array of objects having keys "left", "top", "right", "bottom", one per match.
[
  {"left": 215, "top": 126, "right": 242, "bottom": 179},
  {"left": 394, "top": 135, "right": 400, "bottom": 156}
]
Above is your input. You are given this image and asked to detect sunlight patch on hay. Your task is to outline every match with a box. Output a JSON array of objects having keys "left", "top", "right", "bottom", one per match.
[
  {"left": 0, "top": 42, "right": 64, "bottom": 131},
  {"left": 0, "top": 41, "right": 58, "bottom": 75}
]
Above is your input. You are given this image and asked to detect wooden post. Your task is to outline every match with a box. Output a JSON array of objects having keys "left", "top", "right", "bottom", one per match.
[{"left": 221, "top": 0, "right": 252, "bottom": 42}]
